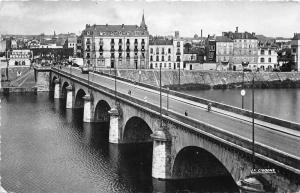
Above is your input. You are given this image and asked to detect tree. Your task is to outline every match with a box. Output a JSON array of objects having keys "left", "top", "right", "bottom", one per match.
[{"left": 277, "top": 48, "right": 295, "bottom": 71}]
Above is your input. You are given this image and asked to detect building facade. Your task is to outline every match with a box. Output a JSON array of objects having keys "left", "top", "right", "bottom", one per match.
[
  {"left": 257, "top": 40, "right": 278, "bottom": 71},
  {"left": 148, "top": 33, "right": 184, "bottom": 70},
  {"left": 215, "top": 36, "right": 233, "bottom": 70},
  {"left": 223, "top": 27, "right": 258, "bottom": 70},
  {"left": 82, "top": 14, "right": 149, "bottom": 69},
  {"left": 205, "top": 35, "right": 216, "bottom": 63},
  {"left": 7, "top": 49, "right": 32, "bottom": 66},
  {"left": 291, "top": 33, "right": 300, "bottom": 71}
]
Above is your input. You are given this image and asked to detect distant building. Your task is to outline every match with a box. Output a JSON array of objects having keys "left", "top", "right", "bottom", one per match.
[
  {"left": 183, "top": 46, "right": 205, "bottom": 70},
  {"left": 291, "top": 33, "right": 300, "bottom": 71},
  {"left": 205, "top": 35, "right": 216, "bottom": 63},
  {"left": 215, "top": 36, "right": 234, "bottom": 70},
  {"left": 64, "top": 37, "right": 77, "bottom": 56},
  {"left": 7, "top": 49, "right": 32, "bottom": 66},
  {"left": 149, "top": 32, "right": 184, "bottom": 70},
  {"left": 27, "top": 39, "right": 40, "bottom": 49},
  {"left": 275, "top": 38, "right": 291, "bottom": 49},
  {"left": 257, "top": 40, "right": 278, "bottom": 71},
  {"left": 222, "top": 27, "right": 258, "bottom": 70},
  {"left": 76, "top": 35, "right": 83, "bottom": 58},
  {"left": 81, "top": 13, "right": 149, "bottom": 69}
]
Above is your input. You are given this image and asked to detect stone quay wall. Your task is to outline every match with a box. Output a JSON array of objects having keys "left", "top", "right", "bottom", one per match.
[{"left": 96, "top": 69, "right": 300, "bottom": 90}]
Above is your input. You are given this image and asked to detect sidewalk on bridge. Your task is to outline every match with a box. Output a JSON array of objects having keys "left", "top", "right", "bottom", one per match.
[{"left": 169, "top": 93, "right": 300, "bottom": 138}]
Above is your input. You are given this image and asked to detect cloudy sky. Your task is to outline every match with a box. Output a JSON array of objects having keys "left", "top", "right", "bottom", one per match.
[{"left": 0, "top": 0, "right": 299, "bottom": 38}]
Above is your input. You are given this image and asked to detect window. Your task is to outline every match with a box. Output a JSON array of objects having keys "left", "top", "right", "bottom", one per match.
[
  {"left": 268, "top": 50, "right": 271, "bottom": 55},
  {"left": 168, "top": 48, "right": 171, "bottom": 54},
  {"left": 164, "top": 63, "right": 166, "bottom": 68},
  {"left": 261, "top": 50, "right": 265, "bottom": 55},
  {"left": 162, "top": 48, "right": 165, "bottom": 54},
  {"left": 150, "top": 56, "right": 153, "bottom": 61},
  {"left": 292, "top": 48, "right": 297, "bottom": 53},
  {"left": 177, "top": 42, "right": 180, "bottom": 47},
  {"left": 260, "top": 58, "right": 265, "bottom": 63},
  {"left": 156, "top": 48, "right": 159, "bottom": 54},
  {"left": 268, "top": 58, "right": 271, "bottom": 63},
  {"left": 168, "top": 55, "right": 171, "bottom": 61},
  {"left": 150, "top": 48, "right": 153, "bottom": 54},
  {"left": 156, "top": 55, "right": 159, "bottom": 61},
  {"left": 155, "top": 63, "right": 158, "bottom": 68},
  {"left": 169, "top": 63, "right": 171, "bottom": 68},
  {"left": 162, "top": 56, "right": 164, "bottom": 61}
]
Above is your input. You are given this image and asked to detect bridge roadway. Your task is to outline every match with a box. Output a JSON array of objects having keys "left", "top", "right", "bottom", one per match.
[{"left": 58, "top": 66, "right": 300, "bottom": 168}]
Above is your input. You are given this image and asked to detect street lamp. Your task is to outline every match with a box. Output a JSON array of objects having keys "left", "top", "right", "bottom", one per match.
[
  {"left": 178, "top": 63, "right": 180, "bottom": 86},
  {"left": 114, "top": 60, "right": 117, "bottom": 106},
  {"left": 167, "top": 87, "right": 170, "bottom": 113},
  {"left": 159, "top": 63, "right": 162, "bottom": 127},
  {"left": 252, "top": 73, "right": 255, "bottom": 169},
  {"left": 241, "top": 61, "right": 249, "bottom": 109}
]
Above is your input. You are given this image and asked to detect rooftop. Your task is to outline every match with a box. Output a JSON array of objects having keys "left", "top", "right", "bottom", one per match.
[
  {"left": 216, "top": 36, "right": 233, "bottom": 42},
  {"left": 149, "top": 37, "right": 173, "bottom": 45}
]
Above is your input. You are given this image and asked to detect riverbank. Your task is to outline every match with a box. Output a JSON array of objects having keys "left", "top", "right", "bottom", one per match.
[{"left": 96, "top": 69, "right": 300, "bottom": 90}]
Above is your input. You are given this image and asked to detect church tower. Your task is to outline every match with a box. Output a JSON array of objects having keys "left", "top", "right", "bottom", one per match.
[{"left": 140, "top": 10, "right": 147, "bottom": 30}]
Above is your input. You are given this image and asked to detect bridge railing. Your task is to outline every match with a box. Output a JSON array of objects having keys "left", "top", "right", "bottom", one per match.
[
  {"left": 92, "top": 68, "right": 300, "bottom": 132},
  {"left": 52, "top": 66, "right": 300, "bottom": 174}
]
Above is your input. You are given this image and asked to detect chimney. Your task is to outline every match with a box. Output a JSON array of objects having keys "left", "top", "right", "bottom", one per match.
[
  {"left": 235, "top": 26, "right": 238, "bottom": 33},
  {"left": 122, "top": 24, "right": 124, "bottom": 29},
  {"left": 222, "top": 32, "right": 226, "bottom": 36},
  {"left": 175, "top": 31, "right": 179, "bottom": 39},
  {"left": 201, "top": 29, "right": 203, "bottom": 38}
]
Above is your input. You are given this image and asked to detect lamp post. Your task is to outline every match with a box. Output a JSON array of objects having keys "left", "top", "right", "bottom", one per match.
[
  {"left": 241, "top": 61, "right": 249, "bottom": 109},
  {"left": 167, "top": 87, "right": 170, "bottom": 112},
  {"left": 252, "top": 73, "right": 255, "bottom": 169},
  {"left": 178, "top": 63, "right": 180, "bottom": 86},
  {"left": 114, "top": 60, "right": 117, "bottom": 106},
  {"left": 160, "top": 63, "right": 162, "bottom": 127}
]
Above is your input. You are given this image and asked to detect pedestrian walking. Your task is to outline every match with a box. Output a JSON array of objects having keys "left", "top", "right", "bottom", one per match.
[{"left": 185, "top": 110, "right": 188, "bottom": 116}]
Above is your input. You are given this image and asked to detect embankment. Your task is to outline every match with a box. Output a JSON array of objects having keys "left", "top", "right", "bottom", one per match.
[{"left": 97, "top": 69, "right": 300, "bottom": 90}]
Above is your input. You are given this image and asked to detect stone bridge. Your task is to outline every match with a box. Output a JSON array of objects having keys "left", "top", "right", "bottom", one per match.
[{"left": 36, "top": 66, "right": 300, "bottom": 193}]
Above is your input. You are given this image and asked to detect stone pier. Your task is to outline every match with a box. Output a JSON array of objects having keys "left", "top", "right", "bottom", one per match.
[
  {"left": 66, "top": 85, "right": 74, "bottom": 109},
  {"left": 108, "top": 107, "right": 121, "bottom": 144},
  {"left": 83, "top": 94, "right": 94, "bottom": 122},
  {"left": 54, "top": 79, "right": 61, "bottom": 99}
]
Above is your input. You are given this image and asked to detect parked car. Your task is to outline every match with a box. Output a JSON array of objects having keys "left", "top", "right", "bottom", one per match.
[{"left": 81, "top": 66, "right": 89, "bottom": 74}]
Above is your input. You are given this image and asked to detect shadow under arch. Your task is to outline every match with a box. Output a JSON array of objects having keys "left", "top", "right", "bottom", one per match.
[
  {"left": 94, "top": 100, "right": 111, "bottom": 123},
  {"left": 123, "top": 116, "right": 152, "bottom": 144},
  {"left": 74, "top": 89, "right": 86, "bottom": 109},
  {"left": 172, "top": 146, "right": 236, "bottom": 183},
  {"left": 61, "top": 81, "right": 69, "bottom": 99}
]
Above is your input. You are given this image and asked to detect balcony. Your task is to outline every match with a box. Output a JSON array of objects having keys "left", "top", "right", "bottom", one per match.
[
  {"left": 176, "top": 58, "right": 181, "bottom": 62},
  {"left": 162, "top": 52, "right": 165, "bottom": 55},
  {"left": 134, "top": 48, "right": 138, "bottom": 52},
  {"left": 86, "top": 41, "right": 91, "bottom": 45},
  {"left": 176, "top": 51, "right": 181, "bottom": 55},
  {"left": 118, "top": 48, "right": 123, "bottom": 52},
  {"left": 134, "top": 56, "right": 138, "bottom": 60},
  {"left": 86, "top": 55, "right": 91, "bottom": 59},
  {"left": 126, "top": 48, "right": 130, "bottom": 52},
  {"left": 134, "top": 42, "right": 138, "bottom": 46},
  {"left": 141, "top": 48, "right": 145, "bottom": 52},
  {"left": 110, "top": 42, "right": 115, "bottom": 46},
  {"left": 86, "top": 49, "right": 91, "bottom": 52},
  {"left": 110, "top": 48, "right": 115, "bottom": 52}
]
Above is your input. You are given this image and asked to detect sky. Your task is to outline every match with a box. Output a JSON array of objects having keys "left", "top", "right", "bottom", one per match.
[{"left": 0, "top": 0, "right": 299, "bottom": 38}]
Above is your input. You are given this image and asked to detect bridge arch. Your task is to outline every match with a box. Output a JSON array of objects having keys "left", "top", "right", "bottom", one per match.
[
  {"left": 74, "top": 89, "right": 87, "bottom": 108},
  {"left": 172, "top": 146, "right": 234, "bottom": 181},
  {"left": 61, "top": 81, "right": 70, "bottom": 98},
  {"left": 123, "top": 116, "right": 153, "bottom": 143},
  {"left": 50, "top": 76, "right": 59, "bottom": 91},
  {"left": 94, "top": 100, "right": 111, "bottom": 122}
]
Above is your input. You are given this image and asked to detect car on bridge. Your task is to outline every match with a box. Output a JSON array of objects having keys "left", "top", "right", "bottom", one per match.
[{"left": 80, "top": 66, "right": 89, "bottom": 74}]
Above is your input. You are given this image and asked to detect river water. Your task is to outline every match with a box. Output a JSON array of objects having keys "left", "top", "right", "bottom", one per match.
[
  {"left": 184, "top": 88, "right": 300, "bottom": 123},
  {"left": 1, "top": 93, "right": 238, "bottom": 193}
]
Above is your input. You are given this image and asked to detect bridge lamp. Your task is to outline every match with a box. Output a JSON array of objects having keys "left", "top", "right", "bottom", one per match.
[
  {"left": 159, "top": 63, "right": 162, "bottom": 127},
  {"left": 241, "top": 61, "right": 249, "bottom": 109},
  {"left": 251, "top": 73, "right": 255, "bottom": 169}
]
